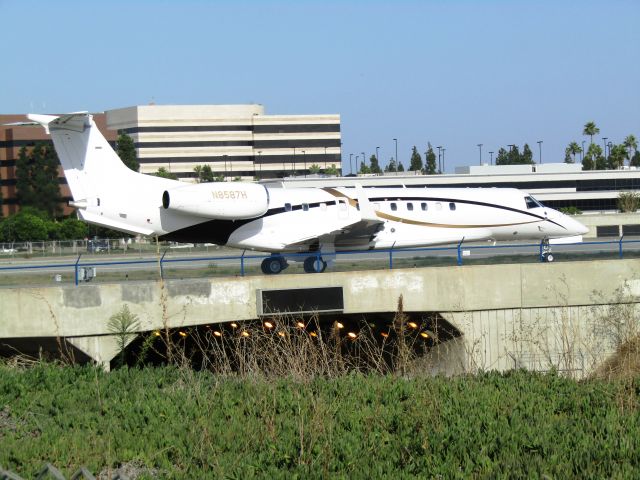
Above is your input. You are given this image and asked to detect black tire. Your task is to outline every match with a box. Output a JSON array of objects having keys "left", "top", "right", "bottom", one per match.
[
  {"left": 303, "top": 257, "right": 316, "bottom": 273},
  {"left": 546, "top": 253, "right": 554, "bottom": 263},
  {"left": 261, "top": 257, "right": 283, "bottom": 274}
]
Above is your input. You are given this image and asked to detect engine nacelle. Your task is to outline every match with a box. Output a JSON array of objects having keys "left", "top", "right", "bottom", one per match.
[{"left": 162, "top": 183, "right": 269, "bottom": 219}]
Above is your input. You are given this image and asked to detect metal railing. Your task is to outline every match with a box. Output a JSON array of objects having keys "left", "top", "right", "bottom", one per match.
[{"left": 1, "top": 237, "right": 640, "bottom": 287}]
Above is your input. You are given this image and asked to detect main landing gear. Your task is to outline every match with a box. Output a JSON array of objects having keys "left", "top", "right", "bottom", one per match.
[
  {"left": 541, "top": 239, "right": 554, "bottom": 263},
  {"left": 303, "top": 256, "right": 327, "bottom": 273},
  {"left": 261, "top": 255, "right": 288, "bottom": 274}
]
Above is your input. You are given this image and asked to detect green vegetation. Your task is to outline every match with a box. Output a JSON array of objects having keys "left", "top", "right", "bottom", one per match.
[
  {"left": 154, "top": 167, "right": 178, "bottom": 180},
  {"left": 0, "top": 207, "right": 88, "bottom": 242},
  {"left": 15, "top": 143, "right": 62, "bottom": 217},
  {"left": 0, "top": 366, "right": 638, "bottom": 478},
  {"left": 559, "top": 206, "right": 583, "bottom": 215},
  {"left": 115, "top": 133, "right": 140, "bottom": 172},
  {"left": 618, "top": 191, "right": 640, "bottom": 213}
]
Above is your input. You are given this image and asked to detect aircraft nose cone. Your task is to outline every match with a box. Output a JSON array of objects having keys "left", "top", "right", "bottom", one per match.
[{"left": 569, "top": 217, "right": 589, "bottom": 236}]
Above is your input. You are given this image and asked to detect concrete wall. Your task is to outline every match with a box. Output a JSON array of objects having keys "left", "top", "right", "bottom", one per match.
[{"left": 2, "top": 259, "right": 639, "bottom": 373}]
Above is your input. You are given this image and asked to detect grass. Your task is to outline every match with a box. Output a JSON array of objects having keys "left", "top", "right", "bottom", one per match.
[{"left": 0, "top": 365, "right": 638, "bottom": 479}]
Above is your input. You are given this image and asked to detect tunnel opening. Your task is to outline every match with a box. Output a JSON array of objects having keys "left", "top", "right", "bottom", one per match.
[{"left": 118, "top": 311, "right": 462, "bottom": 373}]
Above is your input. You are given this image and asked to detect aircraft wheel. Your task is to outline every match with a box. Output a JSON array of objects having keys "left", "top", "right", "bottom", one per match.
[
  {"left": 261, "top": 257, "right": 283, "bottom": 274},
  {"left": 304, "top": 256, "right": 327, "bottom": 273},
  {"left": 546, "top": 253, "right": 554, "bottom": 263}
]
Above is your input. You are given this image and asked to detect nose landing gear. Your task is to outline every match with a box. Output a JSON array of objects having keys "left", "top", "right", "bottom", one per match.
[{"left": 540, "top": 239, "right": 554, "bottom": 262}]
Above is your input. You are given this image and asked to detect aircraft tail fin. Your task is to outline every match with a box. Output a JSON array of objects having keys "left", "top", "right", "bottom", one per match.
[{"left": 27, "top": 112, "right": 138, "bottom": 207}]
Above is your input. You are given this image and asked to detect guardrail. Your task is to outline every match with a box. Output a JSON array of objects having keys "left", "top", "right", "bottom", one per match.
[{"left": 1, "top": 237, "right": 640, "bottom": 287}]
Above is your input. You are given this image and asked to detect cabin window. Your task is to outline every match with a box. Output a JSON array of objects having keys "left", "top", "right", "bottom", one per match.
[
  {"left": 449, "top": 202, "right": 456, "bottom": 211},
  {"left": 421, "top": 202, "right": 428, "bottom": 211},
  {"left": 285, "top": 203, "right": 292, "bottom": 212},
  {"left": 436, "top": 202, "right": 442, "bottom": 211},
  {"left": 302, "top": 203, "right": 309, "bottom": 211},
  {"left": 391, "top": 202, "right": 397, "bottom": 211},
  {"left": 407, "top": 203, "right": 414, "bottom": 211}
]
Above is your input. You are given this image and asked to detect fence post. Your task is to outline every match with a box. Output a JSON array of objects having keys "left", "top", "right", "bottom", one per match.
[
  {"left": 389, "top": 242, "right": 396, "bottom": 270},
  {"left": 619, "top": 235, "right": 624, "bottom": 259},
  {"left": 74, "top": 254, "right": 82, "bottom": 286},
  {"left": 240, "top": 250, "right": 246, "bottom": 277},
  {"left": 457, "top": 237, "right": 465, "bottom": 266},
  {"left": 160, "top": 249, "right": 168, "bottom": 280}
]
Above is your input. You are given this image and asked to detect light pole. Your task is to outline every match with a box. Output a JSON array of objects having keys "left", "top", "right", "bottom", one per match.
[
  {"left": 349, "top": 153, "right": 353, "bottom": 175},
  {"left": 393, "top": 138, "right": 398, "bottom": 173},
  {"left": 302, "top": 150, "right": 306, "bottom": 177},
  {"left": 442, "top": 148, "right": 446, "bottom": 173},
  {"left": 608, "top": 142, "right": 613, "bottom": 165},
  {"left": 257, "top": 151, "right": 262, "bottom": 179},
  {"left": 223, "top": 154, "right": 228, "bottom": 181},
  {"left": 437, "top": 146, "right": 442, "bottom": 173},
  {"left": 361, "top": 151, "right": 366, "bottom": 170},
  {"left": 477, "top": 143, "right": 483, "bottom": 165},
  {"left": 355, "top": 155, "right": 359, "bottom": 174},
  {"left": 537, "top": 140, "right": 543, "bottom": 163},
  {"left": 581, "top": 141, "right": 586, "bottom": 161},
  {"left": 376, "top": 146, "right": 380, "bottom": 172},
  {"left": 293, "top": 146, "right": 296, "bottom": 177},
  {"left": 602, "top": 138, "right": 608, "bottom": 160},
  {"left": 489, "top": 151, "right": 494, "bottom": 165},
  {"left": 324, "top": 146, "right": 328, "bottom": 172}
]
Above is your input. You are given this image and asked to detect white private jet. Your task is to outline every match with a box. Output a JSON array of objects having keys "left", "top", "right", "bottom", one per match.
[{"left": 20, "top": 112, "right": 588, "bottom": 273}]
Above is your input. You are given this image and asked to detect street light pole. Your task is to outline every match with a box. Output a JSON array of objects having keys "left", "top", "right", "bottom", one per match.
[
  {"left": 293, "top": 146, "right": 296, "bottom": 177},
  {"left": 393, "top": 138, "right": 398, "bottom": 173},
  {"left": 602, "top": 138, "right": 608, "bottom": 161},
  {"left": 537, "top": 140, "right": 543, "bottom": 164},
  {"left": 355, "top": 155, "right": 359, "bottom": 174},
  {"left": 349, "top": 153, "right": 353, "bottom": 175},
  {"left": 442, "top": 148, "right": 446, "bottom": 173},
  {"left": 489, "top": 151, "right": 494, "bottom": 165},
  {"left": 437, "top": 146, "right": 442, "bottom": 173},
  {"left": 324, "top": 146, "right": 327, "bottom": 170},
  {"left": 477, "top": 143, "right": 483, "bottom": 165},
  {"left": 361, "top": 151, "right": 366, "bottom": 170},
  {"left": 376, "top": 146, "right": 380, "bottom": 172},
  {"left": 581, "top": 141, "right": 586, "bottom": 161},
  {"left": 257, "top": 151, "right": 262, "bottom": 179},
  {"left": 302, "top": 150, "right": 306, "bottom": 178}
]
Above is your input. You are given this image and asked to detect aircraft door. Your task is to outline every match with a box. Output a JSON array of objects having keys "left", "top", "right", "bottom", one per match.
[{"left": 337, "top": 198, "right": 349, "bottom": 219}]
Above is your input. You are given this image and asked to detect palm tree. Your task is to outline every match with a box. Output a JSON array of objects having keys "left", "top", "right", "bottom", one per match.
[
  {"left": 567, "top": 141, "right": 582, "bottom": 163},
  {"left": 624, "top": 134, "right": 638, "bottom": 159},
  {"left": 583, "top": 121, "right": 600, "bottom": 145}
]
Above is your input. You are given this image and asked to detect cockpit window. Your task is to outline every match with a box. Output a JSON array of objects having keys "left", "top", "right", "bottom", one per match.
[{"left": 524, "top": 196, "right": 544, "bottom": 209}]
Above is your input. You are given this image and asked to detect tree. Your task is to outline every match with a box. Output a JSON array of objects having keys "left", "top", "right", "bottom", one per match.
[
  {"left": 409, "top": 146, "right": 423, "bottom": 172},
  {"left": 565, "top": 141, "right": 582, "bottom": 163},
  {"left": 631, "top": 150, "right": 640, "bottom": 168},
  {"left": 521, "top": 144, "right": 534, "bottom": 165},
  {"left": 369, "top": 155, "right": 382, "bottom": 174},
  {"left": 424, "top": 144, "right": 437, "bottom": 174},
  {"left": 385, "top": 157, "right": 397, "bottom": 173},
  {"left": 0, "top": 210, "right": 48, "bottom": 242},
  {"left": 583, "top": 121, "right": 600, "bottom": 145},
  {"left": 495, "top": 148, "right": 509, "bottom": 165},
  {"left": 397, "top": 161, "right": 405, "bottom": 172},
  {"left": 624, "top": 134, "right": 638, "bottom": 163},
  {"left": 309, "top": 164, "right": 321, "bottom": 174},
  {"left": 324, "top": 164, "right": 339, "bottom": 175},
  {"left": 582, "top": 143, "right": 603, "bottom": 171},
  {"left": 116, "top": 133, "right": 139, "bottom": 172},
  {"left": 359, "top": 161, "right": 371, "bottom": 174},
  {"left": 507, "top": 146, "right": 521, "bottom": 165},
  {"left": 608, "top": 144, "right": 628, "bottom": 170},
  {"left": 15, "top": 143, "right": 62, "bottom": 218},
  {"left": 154, "top": 167, "right": 178, "bottom": 180}
]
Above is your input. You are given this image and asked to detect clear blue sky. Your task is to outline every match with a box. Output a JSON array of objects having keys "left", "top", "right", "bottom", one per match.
[{"left": 1, "top": 0, "right": 639, "bottom": 172}]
